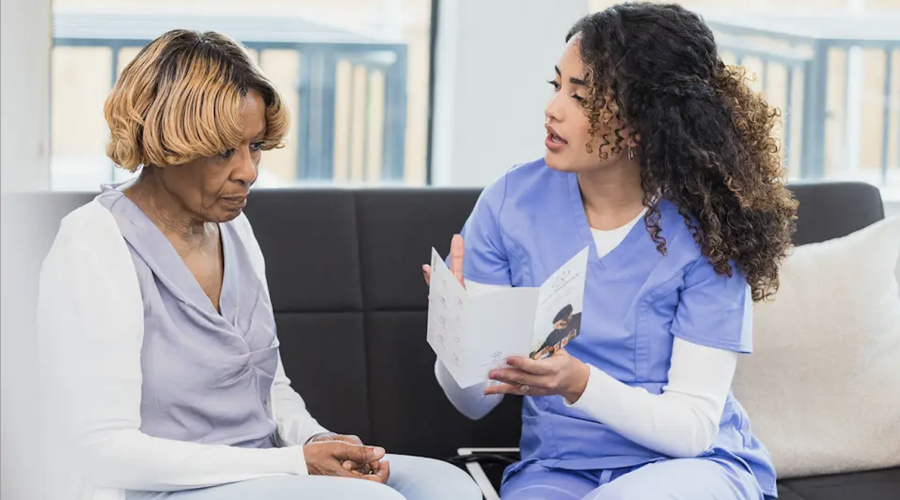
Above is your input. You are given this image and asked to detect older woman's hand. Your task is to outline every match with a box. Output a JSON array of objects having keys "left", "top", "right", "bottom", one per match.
[
  {"left": 485, "top": 349, "right": 591, "bottom": 404},
  {"left": 309, "top": 433, "right": 365, "bottom": 446},
  {"left": 308, "top": 434, "right": 390, "bottom": 483},
  {"left": 303, "top": 441, "right": 389, "bottom": 482}
]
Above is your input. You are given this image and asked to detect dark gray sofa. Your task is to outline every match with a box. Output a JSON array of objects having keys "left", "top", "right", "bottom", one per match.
[{"left": 16, "top": 181, "right": 899, "bottom": 499}]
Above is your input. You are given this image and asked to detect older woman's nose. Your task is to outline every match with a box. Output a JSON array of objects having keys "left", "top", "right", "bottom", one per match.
[{"left": 232, "top": 149, "right": 258, "bottom": 186}]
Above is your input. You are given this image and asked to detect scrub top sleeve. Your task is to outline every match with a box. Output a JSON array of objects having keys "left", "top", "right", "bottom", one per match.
[
  {"left": 670, "top": 257, "right": 754, "bottom": 354},
  {"left": 455, "top": 176, "right": 512, "bottom": 285}
]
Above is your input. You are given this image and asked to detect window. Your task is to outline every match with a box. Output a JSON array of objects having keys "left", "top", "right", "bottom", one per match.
[
  {"left": 588, "top": 0, "right": 900, "bottom": 196},
  {"left": 50, "top": 0, "right": 433, "bottom": 190}
]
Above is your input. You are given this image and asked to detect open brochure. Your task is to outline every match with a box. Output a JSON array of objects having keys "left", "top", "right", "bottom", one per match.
[{"left": 426, "top": 246, "right": 589, "bottom": 388}]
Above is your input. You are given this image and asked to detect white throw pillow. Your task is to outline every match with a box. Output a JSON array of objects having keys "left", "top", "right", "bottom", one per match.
[{"left": 733, "top": 215, "right": 900, "bottom": 479}]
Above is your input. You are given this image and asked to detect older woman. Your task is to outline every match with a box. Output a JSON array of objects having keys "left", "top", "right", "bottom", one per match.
[{"left": 37, "top": 29, "right": 480, "bottom": 500}]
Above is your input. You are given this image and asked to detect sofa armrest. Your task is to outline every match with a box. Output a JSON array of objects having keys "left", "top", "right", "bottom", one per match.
[{"left": 452, "top": 448, "right": 521, "bottom": 500}]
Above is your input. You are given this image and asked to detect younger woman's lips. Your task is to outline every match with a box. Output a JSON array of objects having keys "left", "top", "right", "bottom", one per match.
[{"left": 545, "top": 133, "right": 567, "bottom": 151}]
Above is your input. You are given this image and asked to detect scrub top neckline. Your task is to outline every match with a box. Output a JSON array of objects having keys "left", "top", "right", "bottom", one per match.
[{"left": 566, "top": 173, "right": 657, "bottom": 271}]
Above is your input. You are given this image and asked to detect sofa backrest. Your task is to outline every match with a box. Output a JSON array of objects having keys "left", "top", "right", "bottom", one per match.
[{"left": 14, "top": 181, "right": 885, "bottom": 460}]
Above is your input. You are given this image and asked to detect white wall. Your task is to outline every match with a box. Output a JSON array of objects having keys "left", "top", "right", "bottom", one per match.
[
  {"left": 1, "top": 1, "right": 52, "bottom": 499},
  {"left": 1, "top": 0, "right": 52, "bottom": 193},
  {"left": 430, "top": 0, "right": 589, "bottom": 187}
]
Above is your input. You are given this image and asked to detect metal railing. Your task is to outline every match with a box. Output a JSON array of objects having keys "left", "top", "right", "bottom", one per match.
[
  {"left": 705, "top": 10, "right": 900, "bottom": 185},
  {"left": 52, "top": 13, "right": 409, "bottom": 183}
]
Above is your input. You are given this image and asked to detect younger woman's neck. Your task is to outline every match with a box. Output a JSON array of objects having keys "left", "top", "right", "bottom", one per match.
[
  {"left": 125, "top": 169, "right": 213, "bottom": 246},
  {"left": 577, "top": 159, "right": 645, "bottom": 230}
]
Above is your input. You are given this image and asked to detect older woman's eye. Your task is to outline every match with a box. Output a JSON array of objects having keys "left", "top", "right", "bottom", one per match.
[
  {"left": 219, "top": 149, "right": 235, "bottom": 160},
  {"left": 250, "top": 142, "right": 264, "bottom": 152}
]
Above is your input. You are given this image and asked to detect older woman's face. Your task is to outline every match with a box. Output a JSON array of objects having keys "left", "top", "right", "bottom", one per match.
[{"left": 156, "top": 90, "right": 266, "bottom": 223}]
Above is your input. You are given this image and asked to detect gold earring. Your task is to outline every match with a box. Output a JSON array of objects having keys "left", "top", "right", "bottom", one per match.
[{"left": 628, "top": 146, "right": 635, "bottom": 160}]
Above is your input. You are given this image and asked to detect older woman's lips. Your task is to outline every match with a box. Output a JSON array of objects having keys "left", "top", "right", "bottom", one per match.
[{"left": 220, "top": 196, "right": 247, "bottom": 208}]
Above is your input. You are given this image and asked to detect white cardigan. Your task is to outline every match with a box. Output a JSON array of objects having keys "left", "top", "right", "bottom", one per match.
[{"left": 37, "top": 200, "right": 328, "bottom": 500}]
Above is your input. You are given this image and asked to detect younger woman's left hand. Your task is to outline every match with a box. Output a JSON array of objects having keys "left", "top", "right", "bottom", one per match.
[{"left": 486, "top": 349, "right": 591, "bottom": 404}]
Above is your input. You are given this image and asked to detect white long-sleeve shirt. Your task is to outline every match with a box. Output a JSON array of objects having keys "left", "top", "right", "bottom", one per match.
[
  {"left": 435, "top": 211, "right": 739, "bottom": 458},
  {"left": 37, "top": 200, "right": 328, "bottom": 500}
]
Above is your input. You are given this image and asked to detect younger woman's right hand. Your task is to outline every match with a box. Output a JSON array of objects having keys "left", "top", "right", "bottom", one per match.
[{"left": 422, "top": 234, "right": 466, "bottom": 288}]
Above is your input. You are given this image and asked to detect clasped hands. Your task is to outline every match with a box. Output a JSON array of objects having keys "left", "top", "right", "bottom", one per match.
[{"left": 303, "top": 434, "right": 390, "bottom": 483}]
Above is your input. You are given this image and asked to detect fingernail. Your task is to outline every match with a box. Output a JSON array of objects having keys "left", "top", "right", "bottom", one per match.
[{"left": 374, "top": 447, "right": 385, "bottom": 455}]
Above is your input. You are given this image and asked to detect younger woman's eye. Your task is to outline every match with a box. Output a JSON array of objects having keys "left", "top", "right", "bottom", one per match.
[
  {"left": 250, "top": 142, "right": 264, "bottom": 152},
  {"left": 548, "top": 79, "right": 561, "bottom": 91},
  {"left": 219, "top": 149, "right": 235, "bottom": 160},
  {"left": 571, "top": 93, "right": 584, "bottom": 102}
]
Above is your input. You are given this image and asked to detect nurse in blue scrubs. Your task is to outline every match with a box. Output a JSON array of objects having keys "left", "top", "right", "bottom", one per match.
[{"left": 424, "top": 3, "right": 798, "bottom": 500}]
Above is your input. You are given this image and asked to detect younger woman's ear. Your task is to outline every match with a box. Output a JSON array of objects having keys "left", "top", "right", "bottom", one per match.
[
  {"left": 628, "top": 132, "right": 641, "bottom": 147},
  {"left": 620, "top": 126, "right": 640, "bottom": 147}
]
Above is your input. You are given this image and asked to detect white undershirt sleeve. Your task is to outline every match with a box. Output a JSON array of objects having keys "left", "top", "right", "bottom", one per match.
[{"left": 566, "top": 337, "right": 736, "bottom": 458}]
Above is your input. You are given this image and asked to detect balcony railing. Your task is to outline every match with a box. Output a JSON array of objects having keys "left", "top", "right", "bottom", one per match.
[
  {"left": 52, "top": 13, "right": 409, "bottom": 184},
  {"left": 703, "top": 9, "right": 900, "bottom": 186}
]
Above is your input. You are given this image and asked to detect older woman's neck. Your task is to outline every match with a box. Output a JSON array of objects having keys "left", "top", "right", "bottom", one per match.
[{"left": 126, "top": 171, "right": 213, "bottom": 245}]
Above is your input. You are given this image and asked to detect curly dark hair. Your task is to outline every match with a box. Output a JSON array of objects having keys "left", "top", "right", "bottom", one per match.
[{"left": 567, "top": 2, "right": 798, "bottom": 301}]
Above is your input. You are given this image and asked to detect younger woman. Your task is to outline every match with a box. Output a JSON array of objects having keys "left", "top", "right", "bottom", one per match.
[{"left": 425, "top": 3, "right": 797, "bottom": 499}]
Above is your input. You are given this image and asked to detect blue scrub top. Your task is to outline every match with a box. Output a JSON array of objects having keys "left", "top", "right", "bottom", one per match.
[{"left": 459, "top": 158, "right": 776, "bottom": 497}]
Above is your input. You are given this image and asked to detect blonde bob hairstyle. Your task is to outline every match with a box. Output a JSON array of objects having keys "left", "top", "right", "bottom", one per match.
[{"left": 104, "top": 29, "right": 289, "bottom": 171}]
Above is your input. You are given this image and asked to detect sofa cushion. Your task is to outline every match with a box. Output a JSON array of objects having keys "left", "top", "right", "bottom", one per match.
[
  {"left": 354, "top": 188, "right": 482, "bottom": 310},
  {"left": 733, "top": 216, "right": 900, "bottom": 479},
  {"left": 365, "top": 310, "right": 523, "bottom": 458},
  {"left": 779, "top": 467, "right": 900, "bottom": 500},
  {"left": 787, "top": 182, "right": 884, "bottom": 245},
  {"left": 273, "top": 312, "right": 371, "bottom": 442},
  {"left": 244, "top": 190, "right": 363, "bottom": 312}
]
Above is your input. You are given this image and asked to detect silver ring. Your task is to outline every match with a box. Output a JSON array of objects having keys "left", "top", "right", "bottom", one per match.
[{"left": 520, "top": 384, "right": 530, "bottom": 394}]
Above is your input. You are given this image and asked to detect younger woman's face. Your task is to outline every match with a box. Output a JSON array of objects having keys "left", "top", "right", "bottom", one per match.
[{"left": 544, "top": 39, "right": 630, "bottom": 173}]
